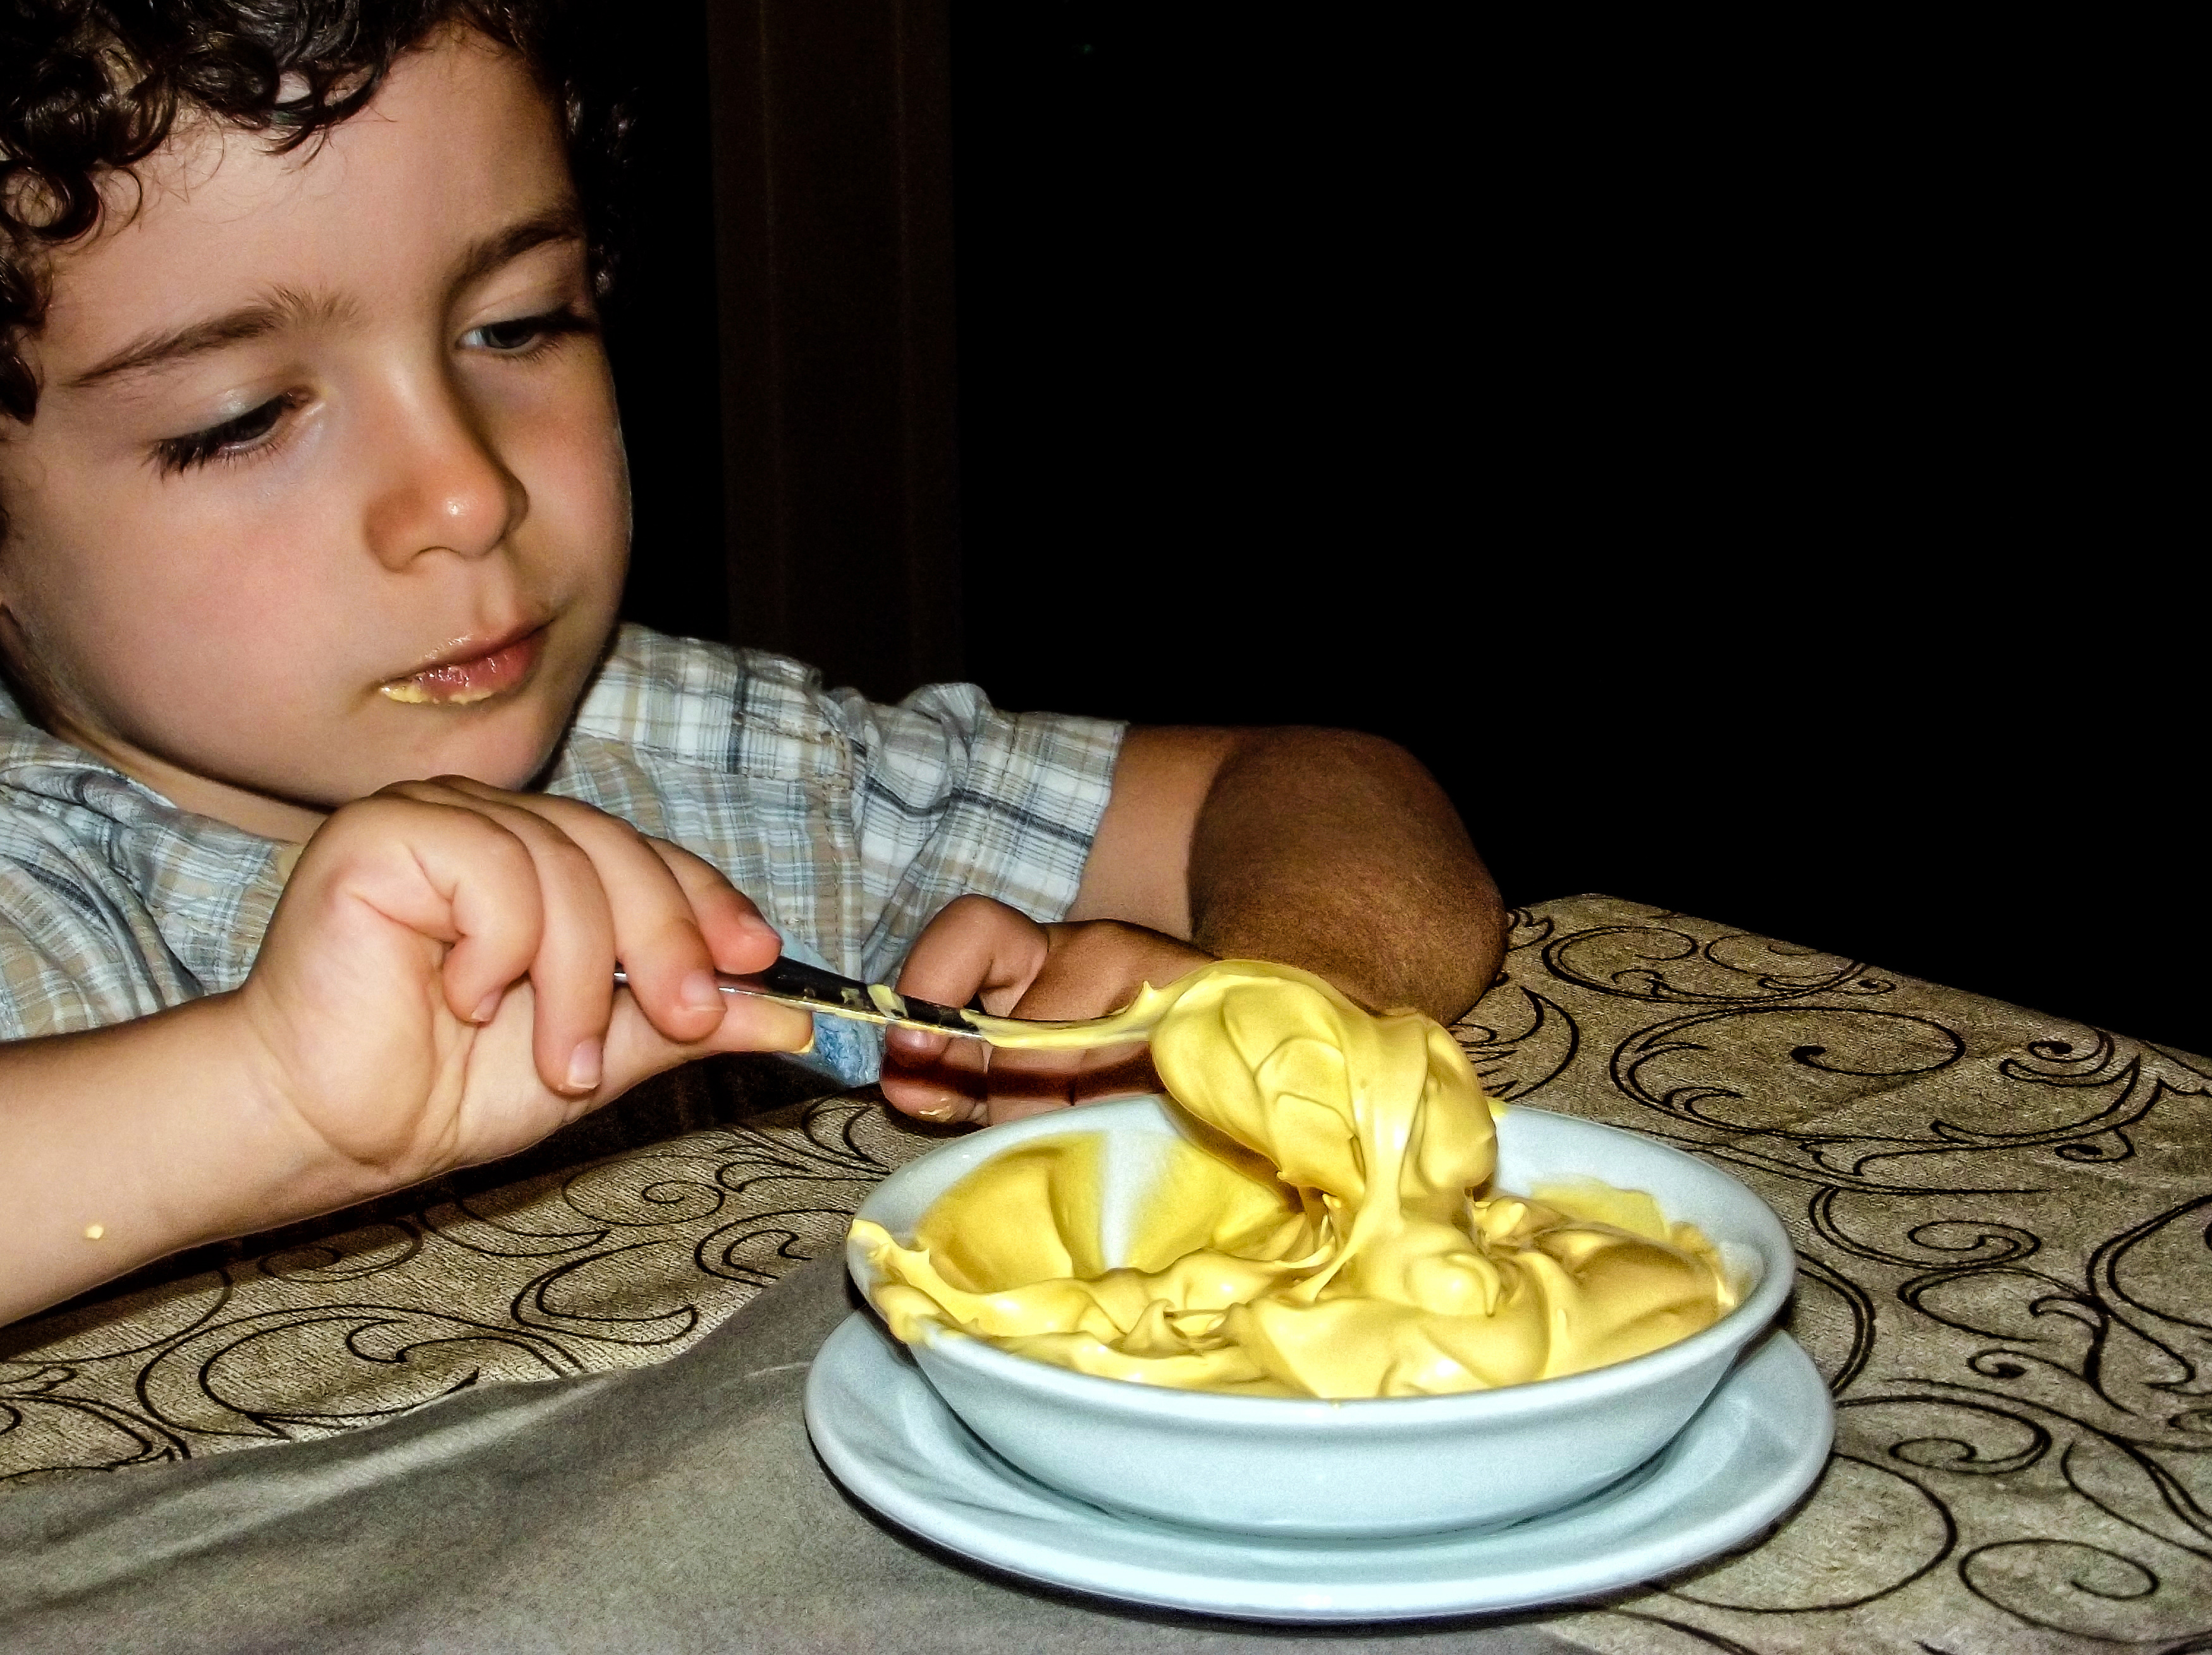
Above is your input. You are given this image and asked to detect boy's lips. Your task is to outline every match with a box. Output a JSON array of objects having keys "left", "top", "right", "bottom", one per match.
[{"left": 379, "top": 626, "right": 546, "bottom": 706}]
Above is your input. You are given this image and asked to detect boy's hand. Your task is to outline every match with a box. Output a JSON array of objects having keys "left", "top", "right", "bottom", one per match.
[
  {"left": 880, "top": 894, "right": 1212, "bottom": 1126},
  {"left": 237, "top": 778, "right": 814, "bottom": 1186}
]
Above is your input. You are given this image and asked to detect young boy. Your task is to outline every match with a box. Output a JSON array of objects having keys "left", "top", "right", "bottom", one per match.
[{"left": 0, "top": 1, "right": 1501, "bottom": 1325}]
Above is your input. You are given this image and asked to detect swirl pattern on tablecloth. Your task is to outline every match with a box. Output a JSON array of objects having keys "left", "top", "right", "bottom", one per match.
[
  {"left": 6, "top": 894, "right": 2211, "bottom": 1653},
  {"left": 1, "top": 1083, "right": 938, "bottom": 1473},
  {"left": 1456, "top": 899, "right": 2212, "bottom": 1655}
]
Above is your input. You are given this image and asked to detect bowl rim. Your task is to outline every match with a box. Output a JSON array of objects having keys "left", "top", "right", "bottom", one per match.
[{"left": 850, "top": 1095, "right": 1797, "bottom": 1423}]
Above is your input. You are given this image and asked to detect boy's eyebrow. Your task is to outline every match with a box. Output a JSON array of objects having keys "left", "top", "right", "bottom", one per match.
[
  {"left": 447, "top": 203, "right": 588, "bottom": 295},
  {"left": 65, "top": 204, "right": 589, "bottom": 393},
  {"left": 68, "top": 288, "right": 362, "bottom": 391}
]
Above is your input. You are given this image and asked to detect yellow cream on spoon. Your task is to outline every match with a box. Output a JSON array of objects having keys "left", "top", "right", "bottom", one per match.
[{"left": 853, "top": 961, "right": 1735, "bottom": 1398}]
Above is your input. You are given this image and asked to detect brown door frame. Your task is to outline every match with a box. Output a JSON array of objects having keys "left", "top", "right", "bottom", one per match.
[{"left": 705, "top": 0, "right": 963, "bottom": 702}]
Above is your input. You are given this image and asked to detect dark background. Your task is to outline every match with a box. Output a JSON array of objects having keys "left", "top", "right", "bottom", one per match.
[{"left": 601, "top": 6, "right": 2196, "bottom": 1054}]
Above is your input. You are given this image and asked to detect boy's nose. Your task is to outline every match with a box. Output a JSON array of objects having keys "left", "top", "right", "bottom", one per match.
[{"left": 362, "top": 392, "right": 527, "bottom": 570}]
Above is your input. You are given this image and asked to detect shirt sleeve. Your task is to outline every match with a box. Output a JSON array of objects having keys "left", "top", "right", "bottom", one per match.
[
  {"left": 0, "top": 857, "right": 168, "bottom": 1040},
  {"left": 552, "top": 629, "right": 1125, "bottom": 998},
  {"left": 825, "top": 679, "right": 1125, "bottom": 987}
]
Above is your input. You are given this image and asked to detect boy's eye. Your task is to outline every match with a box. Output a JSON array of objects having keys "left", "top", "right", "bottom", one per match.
[
  {"left": 152, "top": 393, "right": 299, "bottom": 476},
  {"left": 462, "top": 306, "right": 595, "bottom": 355}
]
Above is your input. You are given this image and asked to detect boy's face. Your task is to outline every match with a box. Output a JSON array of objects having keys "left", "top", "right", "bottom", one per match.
[{"left": 0, "top": 33, "right": 628, "bottom": 841}]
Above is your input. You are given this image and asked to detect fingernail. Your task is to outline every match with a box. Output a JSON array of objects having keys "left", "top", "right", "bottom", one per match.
[
  {"left": 740, "top": 913, "right": 781, "bottom": 945},
  {"left": 680, "top": 968, "right": 723, "bottom": 1013},
  {"left": 472, "top": 990, "right": 503, "bottom": 1024},
  {"left": 565, "top": 1038, "right": 603, "bottom": 1092}
]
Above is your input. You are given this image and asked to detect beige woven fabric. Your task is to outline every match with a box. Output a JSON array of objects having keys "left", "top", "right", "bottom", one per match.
[
  {"left": 0, "top": 1077, "right": 937, "bottom": 1475},
  {"left": 6, "top": 893, "right": 2209, "bottom": 1654}
]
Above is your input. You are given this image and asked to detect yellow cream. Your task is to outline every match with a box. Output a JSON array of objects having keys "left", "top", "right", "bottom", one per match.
[
  {"left": 377, "top": 680, "right": 496, "bottom": 706},
  {"left": 854, "top": 961, "right": 1735, "bottom": 1398}
]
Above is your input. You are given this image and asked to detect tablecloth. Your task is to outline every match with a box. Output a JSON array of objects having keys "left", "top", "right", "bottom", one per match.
[{"left": 5, "top": 894, "right": 2209, "bottom": 1654}]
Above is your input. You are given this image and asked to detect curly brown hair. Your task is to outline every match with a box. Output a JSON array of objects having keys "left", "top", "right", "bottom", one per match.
[{"left": 0, "top": 0, "right": 629, "bottom": 426}]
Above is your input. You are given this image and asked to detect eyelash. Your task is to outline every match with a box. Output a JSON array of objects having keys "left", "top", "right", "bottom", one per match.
[
  {"left": 152, "top": 391, "right": 304, "bottom": 476},
  {"left": 149, "top": 305, "right": 597, "bottom": 476},
  {"left": 462, "top": 304, "right": 598, "bottom": 358}
]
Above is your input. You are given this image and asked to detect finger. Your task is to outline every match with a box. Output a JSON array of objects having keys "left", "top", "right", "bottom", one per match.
[
  {"left": 395, "top": 784, "right": 619, "bottom": 1095},
  {"left": 973, "top": 922, "right": 1211, "bottom": 1122},
  {"left": 957, "top": 954, "right": 1103, "bottom": 1099},
  {"left": 880, "top": 1039, "right": 992, "bottom": 1123},
  {"left": 895, "top": 894, "right": 1051, "bottom": 1013},
  {"left": 882, "top": 897, "right": 1054, "bottom": 1121},
  {"left": 969, "top": 1035, "right": 1087, "bottom": 1119},
  {"left": 881, "top": 1023, "right": 950, "bottom": 1066},
  {"left": 308, "top": 794, "right": 544, "bottom": 1030},
  {"left": 882, "top": 894, "right": 1048, "bottom": 1112},
  {"left": 389, "top": 782, "right": 812, "bottom": 1061},
  {"left": 987, "top": 1092, "right": 1080, "bottom": 1126},
  {"left": 515, "top": 806, "right": 730, "bottom": 1048},
  {"left": 973, "top": 1028, "right": 1159, "bottom": 1124},
  {"left": 594, "top": 980, "right": 815, "bottom": 1099},
  {"left": 643, "top": 837, "right": 782, "bottom": 975},
  {"left": 419, "top": 787, "right": 747, "bottom": 1050}
]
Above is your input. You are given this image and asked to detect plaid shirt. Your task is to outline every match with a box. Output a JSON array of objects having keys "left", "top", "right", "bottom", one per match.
[{"left": 0, "top": 626, "right": 1124, "bottom": 1064}]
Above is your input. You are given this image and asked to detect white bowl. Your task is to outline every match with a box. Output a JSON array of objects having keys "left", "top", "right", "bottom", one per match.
[{"left": 846, "top": 1096, "right": 1796, "bottom": 1539}]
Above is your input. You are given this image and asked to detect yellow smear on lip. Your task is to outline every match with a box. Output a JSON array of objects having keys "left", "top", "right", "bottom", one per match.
[
  {"left": 378, "top": 681, "right": 498, "bottom": 706},
  {"left": 853, "top": 961, "right": 1735, "bottom": 1398}
]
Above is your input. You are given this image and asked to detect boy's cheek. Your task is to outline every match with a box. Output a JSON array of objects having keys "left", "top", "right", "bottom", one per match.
[
  {"left": 513, "top": 357, "right": 631, "bottom": 538},
  {"left": 0, "top": 431, "right": 51, "bottom": 531},
  {"left": 1, "top": 361, "right": 628, "bottom": 811},
  {"left": 469, "top": 355, "right": 629, "bottom": 577}
]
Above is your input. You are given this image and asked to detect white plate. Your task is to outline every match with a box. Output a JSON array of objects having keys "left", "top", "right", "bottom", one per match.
[{"left": 804, "top": 1311, "right": 1833, "bottom": 1623}]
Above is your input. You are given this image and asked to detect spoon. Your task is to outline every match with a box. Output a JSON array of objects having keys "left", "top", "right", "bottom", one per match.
[{"left": 611, "top": 956, "right": 1167, "bottom": 1051}]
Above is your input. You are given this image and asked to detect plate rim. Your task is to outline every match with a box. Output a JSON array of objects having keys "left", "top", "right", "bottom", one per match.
[{"left": 804, "top": 1310, "right": 1835, "bottom": 1623}]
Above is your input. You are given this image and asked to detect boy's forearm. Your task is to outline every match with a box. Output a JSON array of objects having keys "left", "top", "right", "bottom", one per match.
[
  {"left": 1184, "top": 730, "right": 1505, "bottom": 1023},
  {"left": 0, "top": 995, "right": 381, "bottom": 1325}
]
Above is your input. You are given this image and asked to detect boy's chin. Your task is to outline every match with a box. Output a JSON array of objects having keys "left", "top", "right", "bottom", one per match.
[{"left": 371, "top": 702, "right": 572, "bottom": 796}]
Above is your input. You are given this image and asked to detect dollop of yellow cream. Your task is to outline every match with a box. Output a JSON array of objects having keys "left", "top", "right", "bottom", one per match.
[{"left": 854, "top": 961, "right": 1735, "bottom": 1398}]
